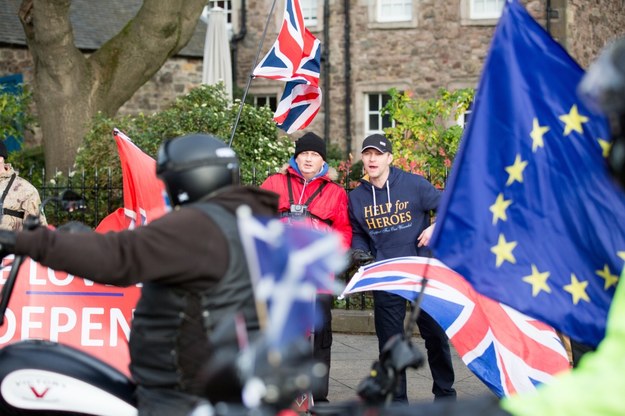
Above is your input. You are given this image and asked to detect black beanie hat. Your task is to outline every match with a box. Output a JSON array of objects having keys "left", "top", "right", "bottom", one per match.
[
  {"left": 0, "top": 141, "right": 8, "bottom": 160},
  {"left": 294, "top": 132, "right": 326, "bottom": 160}
]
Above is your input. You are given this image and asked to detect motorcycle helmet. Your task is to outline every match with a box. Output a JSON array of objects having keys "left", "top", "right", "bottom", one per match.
[{"left": 156, "top": 134, "right": 239, "bottom": 206}]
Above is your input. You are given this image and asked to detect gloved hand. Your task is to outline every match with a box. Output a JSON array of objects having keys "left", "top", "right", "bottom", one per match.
[
  {"left": 0, "top": 230, "right": 17, "bottom": 259},
  {"left": 351, "top": 249, "right": 374, "bottom": 267}
]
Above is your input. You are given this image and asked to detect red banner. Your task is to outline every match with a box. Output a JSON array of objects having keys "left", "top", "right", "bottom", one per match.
[{"left": 0, "top": 256, "right": 141, "bottom": 375}]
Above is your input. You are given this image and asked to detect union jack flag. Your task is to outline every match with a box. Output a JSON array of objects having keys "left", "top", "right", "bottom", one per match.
[
  {"left": 252, "top": 0, "right": 322, "bottom": 134},
  {"left": 340, "top": 256, "right": 571, "bottom": 397},
  {"left": 252, "top": 0, "right": 321, "bottom": 86},
  {"left": 274, "top": 82, "right": 322, "bottom": 134},
  {"left": 237, "top": 206, "right": 346, "bottom": 347}
]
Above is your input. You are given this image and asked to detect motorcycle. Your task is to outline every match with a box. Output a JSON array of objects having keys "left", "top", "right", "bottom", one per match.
[{"left": 0, "top": 190, "right": 138, "bottom": 416}]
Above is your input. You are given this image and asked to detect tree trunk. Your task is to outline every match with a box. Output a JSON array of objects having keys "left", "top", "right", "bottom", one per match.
[{"left": 18, "top": 0, "right": 206, "bottom": 174}]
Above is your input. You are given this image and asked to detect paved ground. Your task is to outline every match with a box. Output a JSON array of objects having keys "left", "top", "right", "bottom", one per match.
[{"left": 328, "top": 333, "right": 494, "bottom": 404}]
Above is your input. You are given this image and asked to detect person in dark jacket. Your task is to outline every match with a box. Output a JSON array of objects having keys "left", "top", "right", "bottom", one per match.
[
  {"left": 260, "top": 132, "right": 351, "bottom": 403},
  {"left": 348, "top": 133, "right": 456, "bottom": 403},
  {"left": 0, "top": 134, "right": 279, "bottom": 416}
]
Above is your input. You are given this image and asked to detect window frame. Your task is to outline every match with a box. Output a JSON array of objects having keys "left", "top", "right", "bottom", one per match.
[
  {"left": 376, "top": 0, "right": 413, "bottom": 23},
  {"left": 469, "top": 0, "right": 504, "bottom": 20},
  {"left": 300, "top": 0, "right": 318, "bottom": 27},
  {"left": 206, "top": 0, "right": 234, "bottom": 34},
  {"left": 253, "top": 94, "right": 278, "bottom": 113},
  {"left": 365, "top": 93, "right": 396, "bottom": 136},
  {"left": 460, "top": 0, "right": 502, "bottom": 26}
]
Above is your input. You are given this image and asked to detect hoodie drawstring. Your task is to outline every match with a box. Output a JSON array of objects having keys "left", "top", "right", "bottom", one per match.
[
  {"left": 372, "top": 180, "right": 391, "bottom": 216},
  {"left": 298, "top": 180, "right": 308, "bottom": 204}
]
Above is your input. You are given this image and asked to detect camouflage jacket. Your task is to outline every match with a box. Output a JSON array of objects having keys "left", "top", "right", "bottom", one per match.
[{"left": 0, "top": 165, "right": 47, "bottom": 231}]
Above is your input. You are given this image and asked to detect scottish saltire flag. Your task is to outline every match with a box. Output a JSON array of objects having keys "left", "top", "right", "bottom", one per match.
[
  {"left": 237, "top": 206, "right": 346, "bottom": 347},
  {"left": 274, "top": 82, "right": 322, "bottom": 133},
  {"left": 430, "top": 0, "right": 625, "bottom": 348},
  {"left": 252, "top": 0, "right": 321, "bottom": 86},
  {"left": 340, "top": 256, "right": 570, "bottom": 397},
  {"left": 96, "top": 129, "right": 169, "bottom": 232}
]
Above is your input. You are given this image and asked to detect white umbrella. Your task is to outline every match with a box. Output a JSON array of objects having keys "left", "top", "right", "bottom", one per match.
[{"left": 202, "top": 6, "right": 233, "bottom": 102}]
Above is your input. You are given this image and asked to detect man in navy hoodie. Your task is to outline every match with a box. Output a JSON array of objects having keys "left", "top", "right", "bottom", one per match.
[{"left": 348, "top": 133, "right": 456, "bottom": 403}]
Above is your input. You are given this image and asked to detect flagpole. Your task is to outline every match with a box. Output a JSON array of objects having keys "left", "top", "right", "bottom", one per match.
[
  {"left": 228, "top": 0, "right": 280, "bottom": 148},
  {"left": 405, "top": 266, "right": 430, "bottom": 337}
]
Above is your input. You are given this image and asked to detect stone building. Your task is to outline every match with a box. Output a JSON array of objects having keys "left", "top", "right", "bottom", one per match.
[
  {"left": 238, "top": 0, "right": 625, "bottom": 156},
  {"left": 1, "top": 0, "right": 624, "bottom": 155}
]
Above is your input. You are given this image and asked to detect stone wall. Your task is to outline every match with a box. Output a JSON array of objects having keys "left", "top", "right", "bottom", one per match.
[
  {"left": 565, "top": 0, "right": 625, "bottom": 68},
  {"left": 0, "top": 47, "right": 33, "bottom": 84},
  {"left": 117, "top": 57, "right": 204, "bottom": 116}
]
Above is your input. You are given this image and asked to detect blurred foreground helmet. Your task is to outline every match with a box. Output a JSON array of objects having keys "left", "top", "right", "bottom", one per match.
[
  {"left": 579, "top": 37, "right": 625, "bottom": 187},
  {"left": 156, "top": 134, "right": 239, "bottom": 206}
]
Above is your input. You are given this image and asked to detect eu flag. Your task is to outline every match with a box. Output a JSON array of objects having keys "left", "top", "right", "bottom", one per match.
[{"left": 430, "top": 0, "right": 625, "bottom": 347}]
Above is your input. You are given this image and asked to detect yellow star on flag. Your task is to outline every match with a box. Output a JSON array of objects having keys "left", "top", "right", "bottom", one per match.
[
  {"left": 530, "top": 118, "right": 550, "bottom": 152},
  {"left": 563, "top": 273, "right": 590, "bottom": 305},
  {"left": 596, "top": 264, "right": 619, "bottom": 290},
  {"left": 490, "top": 233, "right": 517, "bottom": 267},
  {"left": 598, "top": 139, "right": 612, "bottom": 158},
  {"left": 522, "top": 264, "right": 551, "bottom": 296},
  {"left": 559, "top": 104, "right": 589, "bottom": 136},
  {"left": 505, "top": 154, "right": 528, "bottom": 186},
  {"left": 489, "top": 193, "right": 512, "bottom": 224},
  {"left": 619, "top": 251, "right": 625, "bottom": 261}
]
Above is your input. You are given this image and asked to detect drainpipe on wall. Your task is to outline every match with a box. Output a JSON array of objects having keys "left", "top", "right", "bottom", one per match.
[
  {"left": 546, "top": 0, "right": 552, "bottom": 35},
  {"left": 231, "top": 0, "right": 247, "bottom": 88},
  {"left": 323, "top": 0, "right": 331, "bottom": 143},
  {"left": 343, "top": 0, "right": 352, "bottom": 159}
]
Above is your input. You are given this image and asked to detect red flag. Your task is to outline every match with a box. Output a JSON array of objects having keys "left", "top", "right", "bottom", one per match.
[{"left": 96, "top": 129, "right": 168, "bottom": 232}]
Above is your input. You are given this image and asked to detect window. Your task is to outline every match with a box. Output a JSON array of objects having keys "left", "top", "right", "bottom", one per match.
[
  {"left": 301, "top": 0, "right": 318, "bottom": 26},
  {"left": 254, "top": 95, "right": 278, "bottom": 112},
  {"left": 366, "top": 93, "right": 395, "bottom": 135},
  {"left": 470, "top": 0, "right": 504, "bottom": 19},
  {"left": 203, "top": 0, "right": 234, "bottom": 36},
  {"left": 207, "top": 0, "right": 232, "bottom": 23},
  {"left": 457, "top": 107, "right": 473, "bottom": 129},
  {"left": 377, "top": 0, "right": 412, "bottom": 22}
]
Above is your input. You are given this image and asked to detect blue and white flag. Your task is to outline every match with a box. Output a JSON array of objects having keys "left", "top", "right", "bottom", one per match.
[{"left": 237, "top": 206, "right": 346, "bottom": 347}]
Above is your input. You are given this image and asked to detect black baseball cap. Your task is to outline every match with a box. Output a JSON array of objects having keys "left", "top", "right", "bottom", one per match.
[{"left": 361, "top": 133, "right": 392, "bottom": 154}]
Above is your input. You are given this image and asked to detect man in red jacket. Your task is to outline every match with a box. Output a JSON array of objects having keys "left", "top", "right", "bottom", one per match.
[{"left": 261, "top": 132, "right": 352, "bottom": 403}]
